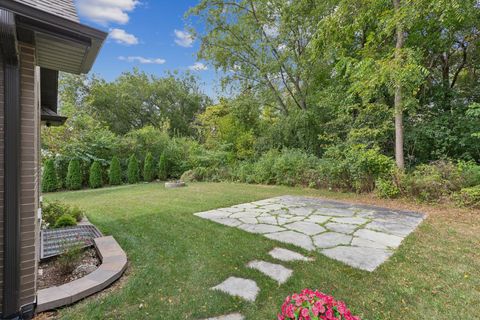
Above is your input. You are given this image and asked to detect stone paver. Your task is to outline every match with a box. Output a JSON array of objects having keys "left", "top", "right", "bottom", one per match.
[
  {"left": 194, "top": 196, "right": 425, "bottom": 271},
  {"left": 313, "top": 232, "right": 352, "bottom": 248},
  {"left": 211, "top": 277, "right": 259, "bottom": 302},
  {"left": 268, "top": 247, "right": 312, "bottom": 262},
  {"left": 203, "top": 313, "right": 245, "bottom": 320},
  {"left": 247, "top": 260, "right": 293, "bottom": 284}
]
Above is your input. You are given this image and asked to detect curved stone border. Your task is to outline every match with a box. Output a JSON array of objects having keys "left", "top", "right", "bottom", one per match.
[
  {"left": 36, "top": 236, "right": 127, "bottom": 313},
  {"left": 165, "top": 181, "right": 186, "bottom": 188}
]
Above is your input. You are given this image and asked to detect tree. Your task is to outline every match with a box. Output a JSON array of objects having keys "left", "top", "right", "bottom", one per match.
[
  {"left": 89, "top": 161, "right": 103, "bottom": 189},
  {"left": 109, "top": 156, "right": 123, "bottom": 185},
  {"left": 393, "top": 0, "right": 405, "bottom": 169},
  {"left": 66, "top": 159, "right": 83, "bottom": 190},
  {"left": 158, "top": 152, "right": 168, "bottom": 181},
  {"left": 143, "top": 152, "right": 156, "bottom": 182},
  {"left": 42, "top": 159, "right": 58, "bottom": 192},
  {"left": 127, "top": 154, "right": 140, "bottom": 184}
]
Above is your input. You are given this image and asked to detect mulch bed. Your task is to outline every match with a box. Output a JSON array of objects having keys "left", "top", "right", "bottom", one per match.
[{"left": 37, "top": 247, "right": 100, "bottom": 290}]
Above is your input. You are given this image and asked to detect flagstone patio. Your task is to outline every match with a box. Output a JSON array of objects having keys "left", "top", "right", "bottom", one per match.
[{"left": 195, "top": 195, "right": 425, "bottom": 271}]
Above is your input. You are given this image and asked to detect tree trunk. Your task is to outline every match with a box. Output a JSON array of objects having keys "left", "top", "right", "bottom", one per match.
[{"left": 393, "top": 0, "right": 405, "bottom": 170}]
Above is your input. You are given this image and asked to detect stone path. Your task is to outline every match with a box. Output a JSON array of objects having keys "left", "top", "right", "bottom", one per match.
[
  {"left": 211, "top": 277, "right": 259, "bottom": 302},
  {"left": 195, "top": 195, "right": 425, "bottom": 271},
  {"left": 247, "top": 260, "right": 292, "bottom": 284}
]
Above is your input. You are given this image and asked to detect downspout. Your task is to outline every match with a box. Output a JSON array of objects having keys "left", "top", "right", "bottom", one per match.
[{"left": 0, "top": 8, "right": 21, "bottom": 319}]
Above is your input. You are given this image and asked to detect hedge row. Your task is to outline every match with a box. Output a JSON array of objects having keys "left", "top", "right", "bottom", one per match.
[{"left": 42, "top": 152, "right": 171, "bottom": 192}]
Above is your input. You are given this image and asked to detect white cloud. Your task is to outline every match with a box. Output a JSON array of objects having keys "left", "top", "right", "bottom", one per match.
[
  {"left": 174, "top": 29, "right": 194, "bottom": 47},
  {"left": 188, "top": 62, "right": 208, "bottom": 71},
  {"left": 109, "top": 28, "right": 138, "bottom": 45},
  {"left": 118, "top": 56, "right": 166, "bottom": 64},
  {"left": 77, "top": 0, "right": 139, "bottom": 25}
]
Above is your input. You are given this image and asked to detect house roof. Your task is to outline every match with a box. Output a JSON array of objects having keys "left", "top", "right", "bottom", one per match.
[{"left": 12, "top": 0, "right": 79, "bottom": 23}]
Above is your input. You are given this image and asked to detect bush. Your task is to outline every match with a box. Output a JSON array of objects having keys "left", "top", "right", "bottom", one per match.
[
  {"left": 143, "top": 152, "right": 156, "bottom": 182},
  {"left": 158, "top": 152, "right": 169, "bottom": 180},
  {"left": 458, "top": 161, "right": 480, "bottom": 188},
  {"left": 127, "top": 154, "right": 140, "bottom": 184},
  {"left": 56, "top": 242, "right": 83, "bottom": 275},
  {"left": 42, "top": 201, "right": 84, "bottom": 228},
  {"left": 278, "top": 289, "right": 361, "bottom": 320},
  {"left": 89, "top": 161, "right": 103, "bottom": 188},
  {"left": 54, "top": 214, "right": 77, "bottom": 228},
  {"left": 66, "top": 159, "right": 83, "bottom": 190},
  {"left": 375, "top": 178, "right": 400, "bottom": 199},
  {"left": 109, "top": 156, "right": 122, "bottom": 185},
  {"left": 42, "top": 159, "right": 58, "bottom": 192},
  {"left": 453, "top": 185, "right": 480, "bottom": 208}
]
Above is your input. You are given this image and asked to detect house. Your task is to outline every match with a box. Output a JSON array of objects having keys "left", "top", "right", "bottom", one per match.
[{"left": 0, "top": 1, "right": 106, "bottom": 318}]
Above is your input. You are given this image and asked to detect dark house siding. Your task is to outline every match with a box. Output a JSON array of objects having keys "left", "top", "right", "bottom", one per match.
[
  {"left": 12, "top": 0, "right": 79, "bottom": 22},
  {"left": 0, "top": 52, "right": 4, "bottom": 312}
]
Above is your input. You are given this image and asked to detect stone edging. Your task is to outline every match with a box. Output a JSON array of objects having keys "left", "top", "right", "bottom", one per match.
[{"left": 36, "top": 236, "right": 127, "bottom": 313}]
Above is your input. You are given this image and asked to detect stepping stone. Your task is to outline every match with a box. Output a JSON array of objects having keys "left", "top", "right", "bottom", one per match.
[
  {"left": 314, "top": 207, "right": 356, "bottom": 217},
  {"left": 265, "top": 231, "right": 315, "bottom": 250},
  {"left": 257, "top": 215, "right": 277, "bottom": 225},
  {"left": 289, "top": 207, "right": 314, "bottom": 216},
  {"left": 284, "top": 221, "right": 326, "bottom": 236},
  {"left": 305, "top": 215, "right": 331, "bottom": 224},
  {"left": 313, "top": 232, "right": 352, "bottom": 248},
  {"left": 239, "top": 217, "right": 258, "bottom": 224},
  {"left": 210, "top": 218, "right": 243, "bottom": 227},
  {"left": 211, "top": 277, "right": 259, "bottom": 302},
  {"left": 247, "top": 260, "right": 293, "bottom": 284},
  {"left": 324, "top": 223, "right": 357, "bottom": 234},
  {"left": 268, "top": 247, "right": 312, "bottom": 262},
  {"left": 238, "top": 224, "right": 285, "bottom": 234},
  {"left": 354, "top": 229, "right": 403, "bottom": 248},
  {"left": 202, "top": 313, "right": 244, "bottom": 320},
  {"left": 331, "top": 217, "right": 368, "bottom": 225},
  {"left": 321, "top": 246, "right": 393, "bottom": 272},
  {"left": 351, "top": 237, "right": 388, "bottom": 249},
  {"left": 230, "top": 211, "right": 258, "bottom": 219},
  {"left": 196, "top": 210, "right": 231, "bottom": 219}
]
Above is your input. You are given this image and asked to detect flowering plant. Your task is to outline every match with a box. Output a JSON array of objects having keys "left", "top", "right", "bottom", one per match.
[{"left": 278, "top": 289, "right": 361, "bottom": 320}]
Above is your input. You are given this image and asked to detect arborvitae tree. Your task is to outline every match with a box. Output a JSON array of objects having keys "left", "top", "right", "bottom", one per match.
[
  {"left": 66, "top": 159, "right": 83, "bottom": 190},
  {"left": 127, "top": 154, "right": 140, "bottom": 184},
  {"left": 42, "top": 159, "right": 58, "bottom": 192},
  {"left": 89, "top": 161, "right": 103, "bottom": 189},
  {"left": 109, "top": 156, "right": 122, "bottom": 185},
  {"left": 158, "top": 152, "right": 168, "bottom": 181},
  {"left": 143, "top": 152, "right": 155, "bottom": 182}
]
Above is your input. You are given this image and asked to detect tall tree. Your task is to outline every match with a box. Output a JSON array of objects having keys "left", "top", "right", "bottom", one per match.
[{"left": 393, "top": 0, "right": 405, "bottom": 169}]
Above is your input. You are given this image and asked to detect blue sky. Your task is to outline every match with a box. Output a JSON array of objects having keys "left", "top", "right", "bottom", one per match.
[{"left": 75, "top": 0, "right": 219, "bottom": 98}]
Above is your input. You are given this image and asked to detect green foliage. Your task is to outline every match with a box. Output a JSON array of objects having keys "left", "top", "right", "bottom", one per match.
[
  {"left": 109, "top": 156, "right": 122, "bottom": 185},
  {"left": 453, "top": 185, "right": 480, "bottom": 208},
  {"left": 42, "top": 201, "right": 84, "bottom": 228},
  {"left": 54, "top": 214, "right": 77, "bottom": 228},
  {"left": 89, "top": 161, "right": 103, "bottom": 189},
  {"left": 56, "top": 242, "right": 83, "bottom": 275},
  {"left": 66, "top": 159, "right": 83, "bottom": 190},
  {"left": 143, "top": 152, "right": 156, "bottom": 182},
  {"left": 42, "top": 159, "right": 58, "bottom": 193},
  {"left": 157, "top": 152, "right": 168, "bottom": 181},
  {"left": 127, "top": 154, "right": 140, "bottom": 184},
  {"left": 375, "top": 178, "right": 400, "bottom": 199}
]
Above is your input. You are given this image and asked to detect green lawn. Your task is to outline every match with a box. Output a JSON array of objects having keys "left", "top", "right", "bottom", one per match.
[{"left": 44, "top": 182, "right": 480, "bottom": 319}]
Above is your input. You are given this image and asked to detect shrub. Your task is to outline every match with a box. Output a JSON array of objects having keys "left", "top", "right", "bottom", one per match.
[
  {"left": 232, "top": 161, "right": 256, "bottom": 183},
  {"left": 109, "top": 156, "right": 122, "bottom": 185},
  {"left": 375, "top": 178, "right": 400, "bottom": 199},
  {"left": 42, "top": 201, "right": 84, "bottom": 228},
  {"left": 89, "top": 161, "right": 103, "bottom": 189},
  {"left": 56, "top": 242, "right": 83, "bottom": 275},
  {"left": 143, "top": 152, "right": 156, "bottom": 182},
  {"left": 278, "top": 289, "right": 360, "bottom": 320},
  {"left": 54, "top": 214, "right": 77, "bottom": 228},
  {"left": 42, "top": 159, "right": 58, "bottom": 192},
  {"left": 458, "top": 161, "right": 480, "bottom": 188},
  {"left": 158, "top": 152, "right": 169, "bottom": 180},
  {"left": 66, "top": 159, "right": 83, "bottom": 190},
  {"left": 127, "top": 154, "right": 140, "bottom": 184},
  {"left": 453, "top": 185, "right": 480, "bottom": 208}
]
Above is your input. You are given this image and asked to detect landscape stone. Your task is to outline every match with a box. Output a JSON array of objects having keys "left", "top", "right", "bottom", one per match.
[
  {"left": 324, "top": 223, "right": 357, "bottom": 234},
  {"left": 210, "top": 218, "right": 243, "bottom": 227},
  {"left": 365, "top": 220, "right": 414, "bottom": 237},
  {"left": 257, "top": 215, "right": 277, "bottom": 225},
  {"left": 237, "top": 224, "right": 285, "bottom": 234},
  {"left": 321, "top": 246, "right": 393, "bottom": 271},
  {"left": 313, "top": 232, "right": 352, "bottom": 248},
  {"left": 351, "top": 237, "right": 388, "bottom": 249},
  {"left": 354, "top": 229, "right": 403, "bottom": 248},
  {"left": 247, "top": 260, "right": 293, "bottom": 284},
  {"left": 203, "top": 313, "right": 244, "bottom": 320},
  {"left": 265, "top": 231, "right": 315, "bottom": 250},
  {"left": 331, "top": 217, "right": 369, "bottom": 225},
  {"left": 211, "top": 277, "right": 259, "bottom": 302},
  {"left": 268, "top": 247, "right": 312, "bottom": 262},
  {"left": 285, "top": 221, "right": 326, "bottom": 235},
  {"left": 305, "top": 215, "right": 331, "bottom": 224}
]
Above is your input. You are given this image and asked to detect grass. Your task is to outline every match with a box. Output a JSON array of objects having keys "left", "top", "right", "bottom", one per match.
[{"left": 44, "top": 182, "right": 480, "bottom": 319}]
